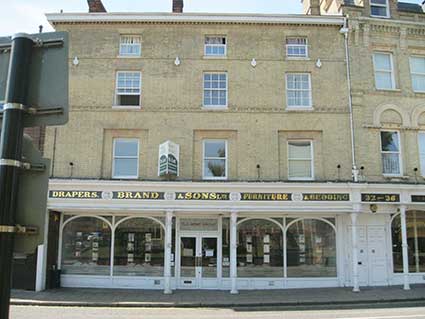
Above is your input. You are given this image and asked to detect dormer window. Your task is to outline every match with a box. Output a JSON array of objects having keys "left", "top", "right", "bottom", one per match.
[{"left": 370, "top": 0, "right": 390, "bottom": 18}]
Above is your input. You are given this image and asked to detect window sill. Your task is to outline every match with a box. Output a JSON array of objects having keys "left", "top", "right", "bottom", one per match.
[
  {"left": 117, "top": 55, "right": 142, "bottom": 59},
  {"left": 370, "top": 14, "right": 390, "bottom": 19},
  {"left": 202, "top": 106, "right": 228, "bottom": 110},
  {"left": 112, "top": 105, "right": 142, "bottom": 110},
  {"left": 285, "top": 57, "right": 310, "bottom": 61},
  {"left": 285, "top": 107, "right": 314, "bottom": 112},
  {"left": 383, "top": 174, "right": 409, "bottom": 180},
  {"left": 202, "top": 177, "right": 228, "bottom": 181},
  {"left": 203, "top": 55, "right": 227, "bottom": 59},
  {"left": 112, "top": 176, "right": 139, "bottom": 180}
]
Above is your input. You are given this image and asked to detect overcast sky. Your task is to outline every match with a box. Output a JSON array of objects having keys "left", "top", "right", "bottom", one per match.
[{"left": 0, "top": 0, "right": 422, "bottom": 35}]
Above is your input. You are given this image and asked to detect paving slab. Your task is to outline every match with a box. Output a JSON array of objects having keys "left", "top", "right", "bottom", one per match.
[{"left": 10, "top": 285, "right": 425, "bottom": 308}]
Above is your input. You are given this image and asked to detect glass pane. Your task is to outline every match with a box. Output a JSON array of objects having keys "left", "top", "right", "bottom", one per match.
[
  {"left": 382, "top": 153, "right": 400, "bottom": 174},
  {"left": 113, "top": 218, "right": 164, "bottom": 276},
  {"left": 202, "top": 237, "right": 217, "bottom": 278},
  {"left": 204, "top": 159, "right": 226, "bottom": 178},
  {"left": 181, "top": 237, "right": 196, "bottom": 277},
  {"left": 288, "top": 141, "right": 311, "bottom": 159},
  {"left": 237, "top": 219, "right": 283, "bottom": 278},
  {"left": 62, "top": 217, "right": 111, "bottom": 275},
  {"left": 204, "top": 141, "right": 226, "bottom": 158},
  {"left": 411, "top": 57, "right": 425, "bottom": 74},
  {"left": 114, "top": 158, "right": 138, "bottom": 177},
  {"left": 114, "top": 140, "right": 138, "bottom": 157},
  {"left": 371, "top": 0, "right": 387, "bottom": 4},
  {"left": 375, "top": 72, "right": 393, "bottom": 89},
  {"left": 371, "top": 5, "right": 388, "bottom": 16},
  {"left": 289, "top": 160, "right": 312, "bottom": 178},
  {"left": 374, "top": 54, "right": 391, "bottom": 70},
  {"left": 412, "top": 74, "right": 425, "bottom": 92},
  {"left": 391, "top": 215, "right": 403, "bottom": 273},
  {"left": 420, "top": 133, "right": 425, "bottom": 176},
  {"left": 381, "top": 131, "right": 399, "bottom": 151},
  {"left": 286, "top": 219, "right": 336, "bottom": 277}
]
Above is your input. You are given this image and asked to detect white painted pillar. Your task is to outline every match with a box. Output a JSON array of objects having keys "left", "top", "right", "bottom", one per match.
[
  {"left": 164, "top": 210, "right": 173, "bottom": 294},
  {"left": 400, "top": 205, "right": 410, "bottom": 290},
  {"left": 230, "top": 211, "right": 238, "bottom": 294},
  {"left": 350, "top": 212, "right": 360, "bottom": 292}
]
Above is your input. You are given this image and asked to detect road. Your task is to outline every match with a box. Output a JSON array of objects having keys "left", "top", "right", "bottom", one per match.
[{"left": 9, "top": 304, "right": 425, "bottom": 319}]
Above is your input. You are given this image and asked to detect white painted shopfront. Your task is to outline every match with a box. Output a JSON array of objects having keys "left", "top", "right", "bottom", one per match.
[{"left": 44, "top": 179, "right": 425, "bottom": 293}]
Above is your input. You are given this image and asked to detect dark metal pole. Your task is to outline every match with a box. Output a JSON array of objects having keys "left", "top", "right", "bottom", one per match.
[{"left": 0, "top": 33, "right": 33, "bottom": 319}]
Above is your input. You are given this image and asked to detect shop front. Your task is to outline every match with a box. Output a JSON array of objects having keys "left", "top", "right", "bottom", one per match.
[{"left": 43, "top": 180, "right": 425, "bottom": 293}]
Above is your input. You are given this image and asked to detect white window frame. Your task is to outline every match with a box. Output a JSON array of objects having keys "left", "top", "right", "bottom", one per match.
[
  {"left": 373, "top": 52, "right": 396, "bottom": 90},
  {"left": 112, "top": 138, "right": 140, "bottom": 179},
  {"left": 418, "top": 132, "right": 425, "bottom": 177},
  {"left": 410, "top": 56, "right": 425, "bottom": 93},
  {"left": 286, "top": 37, "right": 309, "bottom": 59},
  {"left": 285, "top": 73, "right": 312, "bottom": 109},
  {"left": 380, "top": 130, "right": 402, "bottom": 176},
  {"left": 203, "top": 72, "right": 228, "bottom": 109},
  {"left": 114, "top": 71, "right": 142, "bottom": 109},
  {"left": 370, "top": 0, "right": 390, "bottom": 18},
  {"left": 119, "top": 35, "right": 142, "bottom": 57},
  {"left": 287, "top": 140, "right": 314, "bottom": 181},
  {"left": 204, "top": 36, "right": 227, "bottom": 57},
  {"left": 202, "top": 139, "right": 228, "bottom": 180}
]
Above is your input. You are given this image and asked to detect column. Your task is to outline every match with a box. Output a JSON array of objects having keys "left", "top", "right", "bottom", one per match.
[
  {"left": 230, "top": 211, "right": 238, "bottom": 294},
  {"left": 164, "top": 210, "right": 173, "bottom": 294},
  {"left": 400, "top": 205, "right": 410, "bottom": 290},
  {"left": 351, "top": 212, "right": 360, "bottom": 292}
]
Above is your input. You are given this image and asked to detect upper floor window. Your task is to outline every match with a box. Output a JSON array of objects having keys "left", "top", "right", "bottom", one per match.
[
  {"left": 381, "top": 131, "right": 401, "bottom": 175},
  {"left": 115, "top": 71, "right": 141, "bottom": 107},
  {"left": 119, "top": 36, "right": 141, "bottom": 57},
  {"left": 113, "top": 138, "right": 139, "bottom": 179},
  {"left": 410, "top": 56, "right": 425, "bottom": 93},
  {"left": 203, "top": 140, "right": 227, "bottom": 180},
  {"left": 204, "top": 36, "right": 226, "bottom": 57},
  {"left": 373, "top": 52, "right": 395, "bottom": 90},
  {"left": 286, "top": 73, "right": 312, "bottom": 108},
  {"left": 370, "top": 0, "right": 390, "bottom": 18},
  {"left": 288, "top": 140, "right": 314, "bottom": 180},
  {"left": 286, "top": 37, "right": 308, "bottom": 58},
  {"left": 418, "top": 133, "right": 425, "bottom": 176},
  {"left": 203, "top": 72, "right": 227, "bottom": 108}
]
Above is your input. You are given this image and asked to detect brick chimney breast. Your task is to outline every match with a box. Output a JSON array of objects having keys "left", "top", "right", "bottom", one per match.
[
  {"left": 87, "top": 0, "right": 107, "bottom": 13},
  {"left": 173, "top": 0, "right": 184, "bottom": 13}
]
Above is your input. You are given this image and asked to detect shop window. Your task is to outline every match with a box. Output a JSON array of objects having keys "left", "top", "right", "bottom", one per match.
[
  {"left": 204, "top": 36, "right": 226, "bottom": 57},
  {"left": 373, "top": 52, "right": 395, "bottom": 90},
  {"left": 115, "top": 71, "right": 141, "bottom": 107},
  {"left": 61, "top": 217, "right": 111, "bottom": 275},
  {"left": 222, "top": 218, "right": 230, "bottom": 277},
  {"left": 288, "top": 140, "right": 314, "bottom": 180},
  {"left": 237, "top": 219, "right": 283, "bottom": 278},
  {"left": 286, "top": 37, "right": 308, "bottom": 58},
  {"left": 286, "top": 219, "right": 336, "bottom": 277},
  {"left": 380, "top": 131, "right": 401, "bottom": 175},
  {"left": 202, "top": 140, "right": 227, "bottom": 180},
  {"left": 203, "top": 72, "right": 228, "bottom": 108},
  {"left": 286, "top": 73, "right": 312, "bottom": 108},
  {"left": 114, "top": 218, "right": 165, "bottom": 276},
  {"left": 370, "top": 0, "right": 389, "bottom": 18},
  {"left": 392, "top": 211, "right": 425, "bottom": 273},
  {"left": 112, "top": 138, "right": 139, "bottom": 179},
  {"left": 410, "top": 56, "right": 425, "bottom": 93},
  {"left": 119, "top": 35, "right": 142, "bottom": 57}
]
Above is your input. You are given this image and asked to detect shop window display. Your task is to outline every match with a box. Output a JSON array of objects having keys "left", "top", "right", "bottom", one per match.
[
  {"left": 286, "top": 219, "right": 336, "bottom": 277},
  {"left": 61, "top": 217, "right": 111, "bottom": 275},
  {"left": 114, "top": 218, "right": 165, "bottom": 276},
  {"left": 237, "top": 219, "right": 283, "bottom": 277}
]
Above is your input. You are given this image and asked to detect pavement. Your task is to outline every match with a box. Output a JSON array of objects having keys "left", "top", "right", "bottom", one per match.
[{"left": 10, "top": 285, "right": 425, "bottom": 308}]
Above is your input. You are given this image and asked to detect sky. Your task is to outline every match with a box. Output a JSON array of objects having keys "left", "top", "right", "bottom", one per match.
[{"left": 0, "top": 0, "right": 422, "bottom": 35}]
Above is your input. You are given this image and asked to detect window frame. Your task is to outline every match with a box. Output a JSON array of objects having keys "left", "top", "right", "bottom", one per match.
[
  {"left": 380, "top": 130, "right": 402, "bottom": 176},
  {"left": 370, "top": 0, "right": 390, "bottom": 18},
  {"left": 410, "top": 55, "right": 425, "bottom": 93},
  {"left": 202, "top": 139, "right": 228, "bottom": 180},
  {"left": 285, "top": 73, "right": 312, "bottom": 109},
  {"left": 373, "top": 52, "right": 396, "bottom": 90},
  {"left": 285, "top": 37, "right": 309, "bottom": 59},
  {"left": 203, "top": 72, "right": 228, "bottom": 109},
  {"left": 418, "top": 132, "right": 425, "bottom": 177},
  {"left": 114, "top": 71, "right": 142, "bottom": 109},
  {"left": 119, "top": 35, "right": 142, "bottom": 57},
  {"left": 287, "top": 140, "right": 314, "bottom": 181},
  {"left": 204, "top": 35, "right": 227, "bottom": 57},
  {"left": 112, "top": 138, "right": 140, "bottom": 179}
]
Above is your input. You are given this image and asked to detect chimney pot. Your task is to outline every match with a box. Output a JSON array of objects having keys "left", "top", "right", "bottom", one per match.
[
  {"left": 87, "top": 0, "right": 107, "bottom": 13},
  {"left": 173, "top": 0, "right": 184, "bottom": 13}
]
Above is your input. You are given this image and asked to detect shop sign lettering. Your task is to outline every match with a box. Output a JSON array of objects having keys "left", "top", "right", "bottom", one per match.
[
  {"left": 175, "top": 192, "right": 230, "bottom": 200},
  {"left": 49, "top": 190, "right": 101, "bottom": 199},
  {"left": 361, "top": 193, "right": 400, "bottom": 203},
  {"left": 411, "top": 195, "right": 425, "bottom": 203},
  {"left": 113, "top": 191, "right": 164, "bottom": 200},
  {"left": 241, "top": 193, "right": 292, "bottom": 201},
  {"left": 302, "top": 193, "right": 350, "bottom": 201}
]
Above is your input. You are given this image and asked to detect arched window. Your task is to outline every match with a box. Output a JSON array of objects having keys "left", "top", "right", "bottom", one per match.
[
  {"left": 237, "top": 219, "right": 283, "bottom": 278},
  {"left": 62, "top": 217, "right": 111, "bottom": 275},
  {"left": 392, "top": 211, "right": 425, "bottom": 273},
  {"left": 114, "top": 218, "right": 165, "bottom": 276},
  {"left": 286, "top": 219, "right": 336, "bottom": 277}
]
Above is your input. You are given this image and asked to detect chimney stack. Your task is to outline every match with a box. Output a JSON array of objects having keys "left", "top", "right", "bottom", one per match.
[
  {"left": 302, "top": 0, "right": 321, "bottom": 15},
  {"left": 173, "top": 0, "right": 184, "bottom": 13},
  {"left": 87, "top": 0, "right": 107, "bottom": 13}
]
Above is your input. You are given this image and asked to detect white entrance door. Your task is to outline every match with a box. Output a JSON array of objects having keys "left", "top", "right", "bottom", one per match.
[{"left": 178, "top": 234, "right": 219, "bottom": 289}]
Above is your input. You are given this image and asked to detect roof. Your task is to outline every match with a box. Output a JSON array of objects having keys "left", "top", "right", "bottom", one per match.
[
  {"left": 46, "top": 12, "right": 345, "bottom": 27},
  {"left": 397, "top": 2, "right": 424, "bottom": 13}
]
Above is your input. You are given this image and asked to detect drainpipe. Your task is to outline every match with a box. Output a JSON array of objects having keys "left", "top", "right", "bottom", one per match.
[{"left": 340, "top": 16, "right": 359, "bottom": 182}]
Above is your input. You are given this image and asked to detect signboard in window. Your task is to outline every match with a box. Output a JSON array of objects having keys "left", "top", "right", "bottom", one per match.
[{"left": 158, "top": 140, "right": 179, "bottom": 178}]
